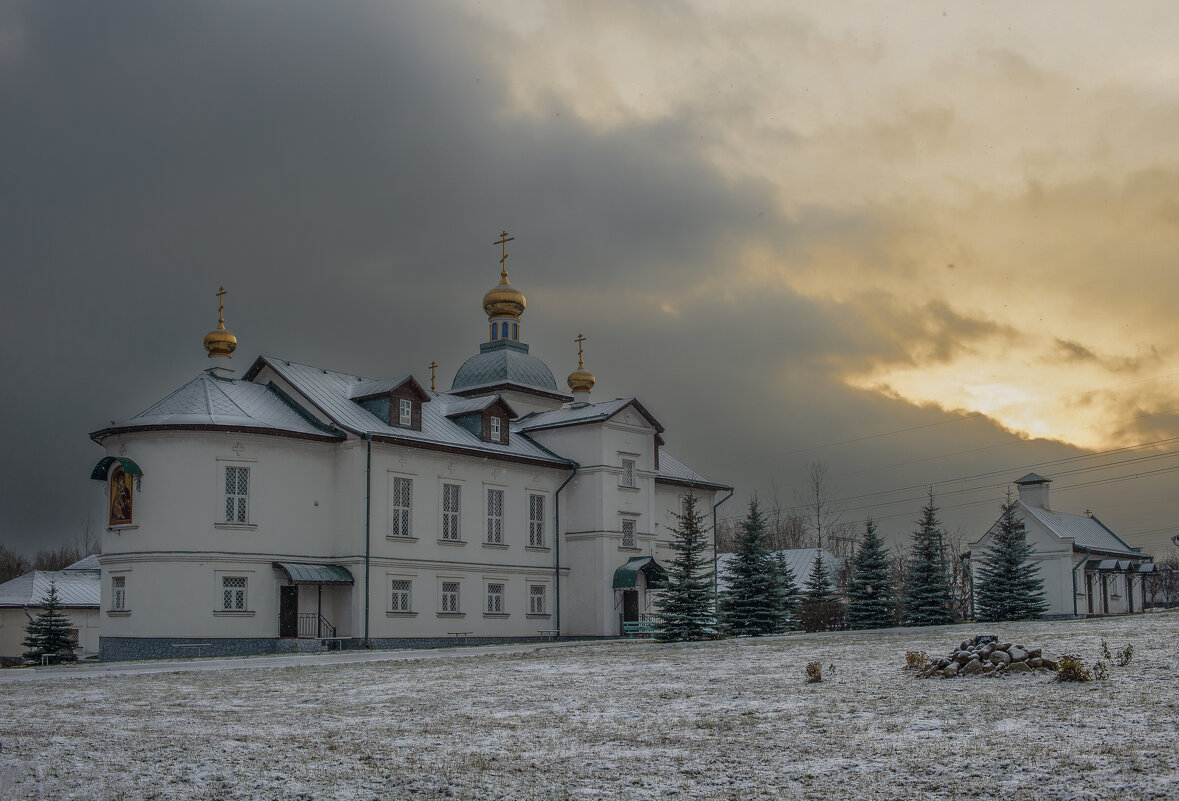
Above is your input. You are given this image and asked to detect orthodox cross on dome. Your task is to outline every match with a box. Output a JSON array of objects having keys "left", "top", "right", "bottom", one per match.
[
  {"left": 574, "top": 333, "right": 587, "bottom": 368},
  {"left": 429, "top": 361, "right": 438, "bottom": 392},
  {"left": 493, "top": 230, "right": 515, "bottom": 279},
  {"left": 216, "top": 286, "right": 227, "bottom": 327}
]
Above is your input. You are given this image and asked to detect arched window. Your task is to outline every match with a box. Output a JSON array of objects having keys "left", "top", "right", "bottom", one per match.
[
  {"left": 501, "top": 322, "right": 509, "bottom": 338},
  {"left": 109, "top": 465, "right": 133, "bottom": 525},
  {"left": 489, "top": 323, "right": 496, "bottom": 340},
  {"left": 512, "top": 323, "right": 518, "bottom": 340}
]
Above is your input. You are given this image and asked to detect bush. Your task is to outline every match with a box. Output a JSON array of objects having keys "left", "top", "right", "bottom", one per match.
[
  {"left": 1056, "top": 654, "right": 1091, "bottom": 682},
  {"left": 797, "top": 601, "right": 845, "bottom": 633},
  {"left": 904, "top": 651, "right": 929, "bottom": 672},
  {"left": 1093, "top": 661, "right": 1109, "bottom": 681},
  {"left": 804, "top": 661, "right": 823, "bottom": 683},
  {"left": 1115, "top": 644, "right": 1134, "bottom": 667}
]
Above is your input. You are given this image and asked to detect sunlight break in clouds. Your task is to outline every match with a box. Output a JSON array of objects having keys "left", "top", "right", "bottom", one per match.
[{"left": 469, "top": 1, "right": 1179, "bottom": 450}]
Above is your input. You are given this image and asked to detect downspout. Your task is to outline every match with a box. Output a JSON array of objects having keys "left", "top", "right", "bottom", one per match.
[
  {"left": 1072, "top": 547, "right": 1092, "bottom": 618},
  {"left": 712, "top": 487, "right": 735, "bottom": 616},
  {"left": 364, "top": 433, "right": 373, "bottom": 646},
  {"left": 553, "top": 462, "right": 579, "bottom": 636}
]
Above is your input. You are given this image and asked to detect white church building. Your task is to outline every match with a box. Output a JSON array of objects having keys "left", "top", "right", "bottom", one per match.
[{"left": 90, "top": 238, "right": 729, "bottom": 660}]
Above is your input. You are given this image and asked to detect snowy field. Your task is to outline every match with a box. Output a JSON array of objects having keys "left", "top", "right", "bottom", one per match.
[{"left": 2, "top": 612, "right": 1177, "bottom": 801}]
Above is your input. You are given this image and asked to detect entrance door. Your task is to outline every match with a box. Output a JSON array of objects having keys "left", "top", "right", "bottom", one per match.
[
  {"left": 279, "top": 585, "right": 299, "bottom": 637},
  {"left": 622, "top": 590, "right": 639, "bottom": 622}
]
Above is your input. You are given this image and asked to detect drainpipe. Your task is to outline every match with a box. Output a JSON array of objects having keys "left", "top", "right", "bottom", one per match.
[
  {"left": 553, "top": 462, "right": 579, "bottom": 636},
  {"left": 1072, "top": 547, "right": 1092, "bottom": 618},
  {"left": 363, "top": 433, "right": 373, "bottom": 646},
  {"left": 712, "top": 487, "right": 735, "bottom": 616}
]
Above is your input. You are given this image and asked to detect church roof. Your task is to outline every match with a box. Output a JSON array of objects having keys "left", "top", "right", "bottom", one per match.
[
  {"left": 93, "top": 371, "right": 344, "bottom": 441},
  {"left": 655, "top": 451, "right": 727, "bottom": 489},
  {"left": 1016, "top": 501, "right": 1142, "bottom": 557},
  {"left": 252, "top": 357, "right": 572, "bottom": 466},
  {"left": 450, "top": 339, "right": 561, "bottom": 395},
  {"left": 0, "top": 562, "right": 101, "bottom": 608}
]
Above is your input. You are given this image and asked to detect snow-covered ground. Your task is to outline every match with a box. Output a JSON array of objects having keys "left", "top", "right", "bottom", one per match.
[{"left": 2, "top": 612, "right": 1176, "bottom": 800}]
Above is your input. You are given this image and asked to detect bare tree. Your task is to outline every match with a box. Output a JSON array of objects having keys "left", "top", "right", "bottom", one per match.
[
  {"left": 75, "top": 516, "right": 101, "bottom": 556},
  {"left": 0, "top": 544, "right": 30, "bottom": 583},
  {"left": 944, "top": 527, "right": 974, "bottom": 621},
  {"left": 797, "top": 461, "right": 846, "bottom": 551},
  {"left": 1146, "top": 551, "right": 1179, "bottom": 609},
  {"left": 888, "top": 546, "right": 908, "bottom": 626}
]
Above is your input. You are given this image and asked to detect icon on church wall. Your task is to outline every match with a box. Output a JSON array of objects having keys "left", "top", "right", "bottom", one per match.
[{"left": 109, "top": 465, "right": 133, "bottom": 525}]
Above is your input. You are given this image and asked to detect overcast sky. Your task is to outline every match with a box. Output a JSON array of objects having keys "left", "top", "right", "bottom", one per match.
[{"left": 3, "top": 1, "right": 1178, "bottom": 559}]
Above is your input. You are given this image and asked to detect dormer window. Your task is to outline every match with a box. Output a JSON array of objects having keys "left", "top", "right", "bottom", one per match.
[
  {"left": 399, "top": 398, "right": 412, "bottom": 427},
  {"left": 490, "top": 417, "right": 502, "bottom": 442}
]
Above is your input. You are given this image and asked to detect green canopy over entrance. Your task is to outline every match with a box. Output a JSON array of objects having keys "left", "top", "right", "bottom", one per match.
[
  {"left": 273, "top": 562, "right": 355, "bottom": 585},
  {"left": 612, "top": 556, "right": 669, "bottom": 590}
]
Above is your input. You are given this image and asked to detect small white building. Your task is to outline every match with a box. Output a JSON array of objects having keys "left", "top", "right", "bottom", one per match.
[
  {"left": 89, "top": 243, "right": 729, "bottom": 660},
  {"left": 0, "top": 555, "right": 101, "bottom": 661},
  {"left": 969, "top": 474, "right": 1152, "bottom": 619}
]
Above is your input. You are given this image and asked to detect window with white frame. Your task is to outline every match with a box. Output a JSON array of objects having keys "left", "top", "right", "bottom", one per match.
[
  {"left": 440, "top": 581, "right": 460, "bottom": 613},
  {"left": 442, "top": 484, "right": 461, "bottom": 541},
  {"left": 621, "top": 518, "right": 636, "bottom": 548},
  {"left": 486, "top": 582, "right": 505, "bottom": 614},
  {"left": 486, "top": 488, "right": 504, "bottom": 544},
  {"left": 398, "top": 398, "right": 412, "bottom": 427},
  {"left": 221, "top": 576, "right": 247, "bottom": 611},
  {"left": 621, "top": 458, "right": 636, "bottom": 488},
  {"left": 391, "top": 579, "right": 412, "bottom": 612},
  {"left": 224, "top": 466, "right": 249, "bottom": 524},
  {"left": 391, "top": 477, "right": 412, "bottom": 537},
  {"left": 529, "top": 584, "right": 546, "bottom": 615},
  {"left": 111, "top": 575, "right": 126, "bottom": 610},
  {"left": 528, "top": 494, "right": 545, "bottom": 547},
  {"left": 491, "top": 417, "right": 502, "bottom": 442}
]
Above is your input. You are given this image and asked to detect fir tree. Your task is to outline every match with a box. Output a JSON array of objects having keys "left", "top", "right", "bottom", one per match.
[
  {"left": 655, "top": 493, "right": 716, "bottom": 642},
  {"left": 719, "top": 499, "right": 779, "bottom": 636},
  {"left": 845, "top": 518, "right": 894, "bottom": 629},
  {"left": 802, "top": 551, "right": 836, "bottom": 604},
  {"left": 975, "top": 492, "right": 1048, "bottom": 621},
  {"left": 902, "top": 490, "right": 956, "bottom": 626},
  {"left": 22, "top": 582, "right": 78, "bottom": 664},
  {"left": 770, "top": 550, "right": 800, "bottom": 631}
]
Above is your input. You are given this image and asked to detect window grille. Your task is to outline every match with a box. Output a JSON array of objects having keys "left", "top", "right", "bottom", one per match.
[
  {"left": 486, "top": 583, "right": 505, "bottom": 614},
  {"left": 391, "top": 579, "right": 412, "bottom": 612},
  {"left": 222, "top": 576, "right": 247, "bottom": 610},
  {"left": 440, "top": 582, "right": 460, "bottom": 613},
  {"left": 224, "top": 466, "right": 249, "bottom": 524},
  {"left": 442, "top": 484, "right": 461, "bottom": 540},
  {"left": 621, "top": 459, "right": 636, "bottom": 488},
  {"left": 392, "top": 477, "right": 412, "bottom": 537},
  {"left": 399, "top": 398, "right": 412, "bottom": 427},
  {"left": 490, "top": 417, "right": 501, "bottom": 442},
  {"left": 529, "top": 494, "right": 545, "bottom": 547},
  {"left": 112, "top": 576, "right": 126, "bottom": 610},
  {"left": 529, "top": 585, "right": 546, "bottom": 615},
  {"left": 486, "top": 489, "right": 504, "bottom": 544},
  {"left": 622, "top": 519, "right": 636, "bottom": 548}
]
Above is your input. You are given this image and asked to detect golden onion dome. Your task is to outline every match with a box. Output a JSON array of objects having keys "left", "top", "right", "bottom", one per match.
[
  {"left": 204, "top": 286, "right": 238, "bottom": 357},
  {"left": 482, "top": 269, "right": 526, "bottom": 319},
  {"left": 567, "top": 367, "right": 596, "bottom": 394}
]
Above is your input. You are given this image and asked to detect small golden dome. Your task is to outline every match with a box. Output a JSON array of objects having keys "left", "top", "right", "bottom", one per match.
[
  {"left": 204, "top": 285, "right": 238, "bottom": 358},
  {"left": 567, "top": 367, "right": 595, "bottom": 394},
  {"left": 482, "top": 269, "right": 526, "bottom": 319}
]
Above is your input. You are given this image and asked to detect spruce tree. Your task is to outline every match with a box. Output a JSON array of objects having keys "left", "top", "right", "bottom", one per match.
[
  {"left": 770, "top": 550, "right": 800, "bottom": 631},
  {"left": 902, "top": 490, "right": 956, "bottom": 626},
  {"left": 975, "top": 492, "right": 1048, "bottom": 621},
  {"left": 802, "top": 551, "right": 836, "bottom": 604},
  {"left": 719, "top": 498, "right": 778, "bottom": 636},
  {"left": 22, "top": 582, "right": 78, "bottom": 664},
  {"left": 845, "top": 518, "right": 894, "bottom": 629},
  {"left": 655, "top": 493, "right": 716, "bottom": 642}
]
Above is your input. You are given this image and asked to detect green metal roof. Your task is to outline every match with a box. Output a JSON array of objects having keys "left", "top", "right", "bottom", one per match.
[
  {"left": 273, "top": 562, "right": 355, "bottom": 585},
  {"left": 90, "top": 456, "right": 143, "bottom": 481},
  {"left": 612, "top": 556, "right": 669, "bottom": 590}
]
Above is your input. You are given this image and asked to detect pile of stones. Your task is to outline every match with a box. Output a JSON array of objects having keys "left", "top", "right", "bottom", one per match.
[{"left": 918, "top": 634, "right": 1059, "bottom": 679}]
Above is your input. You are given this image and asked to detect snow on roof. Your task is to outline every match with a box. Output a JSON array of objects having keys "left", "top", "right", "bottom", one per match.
[
  {"left": 450, "top": 340, "right": 560, "bottom": 393},
  {"left": 99, "top": 371, "right": 342, "bottom": 439},
  {"left": 656, "top": 450, "right": 728, "bottom": 490},
  {"left": 440, "top": 395, "right": 507, "bottom": 417},
  {"left": 0, "top": 567, "right": 101, "bottom": 608},
  {"left": 717, "top": 548, "right": 845, "bottom": 593},
  {"left": 516, "top": 398, "right": 636, "bottom": 432},
  {"left": 347, "top": 375, "right": 415, "bottom": 399},
  {"left": 1017, "top": 502, "right": 1142, "bottom": 557},
  {"left": 63, "top": 555, "right": 101, "bottom": 572},
  {"left": 254, "top": 357, "right": 571, "bottom": 466}
]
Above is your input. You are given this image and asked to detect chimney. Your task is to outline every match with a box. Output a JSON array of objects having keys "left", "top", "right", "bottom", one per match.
[{"left": 1013, "top": 472, "right": 1051, "bottom": 510}]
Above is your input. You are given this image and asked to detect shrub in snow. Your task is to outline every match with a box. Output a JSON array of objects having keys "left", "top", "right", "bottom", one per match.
[
  {"left": 1115, "top": 644, "right": 1134, "bottom": 667},
  {"left": 904, "top": 651, "right": 929, "bottom": 672},
  {"left": 1056, "top": 654, "right": 1091, "bottom": 682},
  {"left": 805, "top": 661, "right": 822, "bottom": 683},
  {"left": 1092, "top": 660, "right": 1109, "bottom": 681}
]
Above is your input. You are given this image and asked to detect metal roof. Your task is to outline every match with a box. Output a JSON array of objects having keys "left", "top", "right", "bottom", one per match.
[
  {"left": 717, "top": 548, "right": 845, "bottom": 593},
  {"left": 450, "top": 339, "right": 559, "bottom": 393},
  {"left": 656, "top": 451, "right": 728, "bottom": 489},
  {"left": 612, "top": 556, "right": 669, "bottom": 589},
  {"left": 1014, "top": 472, "right": 1051, "bottom": 484},
  {"left": 99, "top": 371, "right": 342, "bottom": 439},
  {"left": 0, "top": 567, "right": 101, "bottom": 608},
  {"left": 442, "top": 395, "right": 507, "bottom": 417},
  {"left": 517, "top": 398, "right": 636, "bottom": 431},
  {"left": 347, "top": 375, "right": 414, "bottom": 399},
  {"left": 254, "top": 357, "right": 572, "bottom": 466},
  {"left": 273, "top": 562, "right": 355, "bottom": 585},
  {"left": 1018, "top": 502, "right": 1143, "bottom": 557}
]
